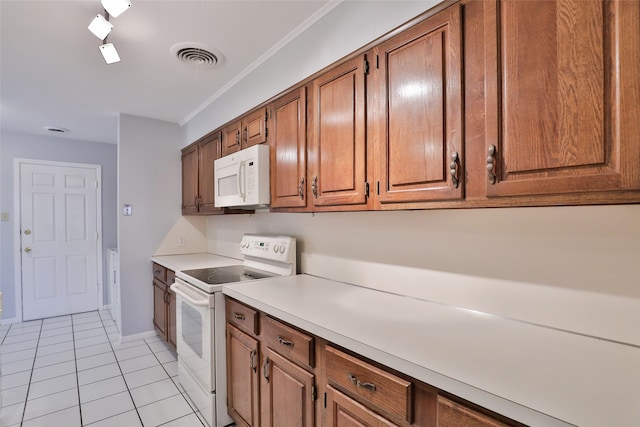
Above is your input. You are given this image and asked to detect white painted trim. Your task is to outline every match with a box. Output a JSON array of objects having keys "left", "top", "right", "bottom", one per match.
[
  {"left": 180, "top": 0, "right": 344, "bottom": 126},
  {"left": 0, "top": 316, "right": 21, "bottom": 325},
  {"left": 13, "top": 158, "right": 104, "bottom": 322}
]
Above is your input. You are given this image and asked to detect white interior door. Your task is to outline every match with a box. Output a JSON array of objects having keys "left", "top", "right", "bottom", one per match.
[{"left": 20, "top": 162, "right": 100, "bottom": 320}]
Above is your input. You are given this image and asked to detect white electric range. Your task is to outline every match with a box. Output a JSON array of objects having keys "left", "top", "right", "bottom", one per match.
[{"left": 170, "top": 234, "right": 296, "bottom": 427}]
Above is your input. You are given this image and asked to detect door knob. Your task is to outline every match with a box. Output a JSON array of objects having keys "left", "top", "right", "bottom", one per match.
[
  {"left": 24, "top": 229, "right": 32, "bottom": 235},
  {"left": 24, "top": 247, "right": 32, "bottom": 253}
]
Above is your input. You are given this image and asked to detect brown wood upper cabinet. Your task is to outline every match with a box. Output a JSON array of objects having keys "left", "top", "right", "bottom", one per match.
[
  {"left": 269, "top": 86, "right": 308, "bottom": 209},
  {"left": 372, "top": 4, "right": 463, "bottom": 207},
  {"left": 308, "top": 53, "right": 371, "bottom": 210},
  {"left": 181, "top": 131, "right": 224, "bottom": 215},
  {"left": 181, "top": 143, "right": 199, "bottom": 215},
  {"left": 221, "top": 108, "right": 269, "bottom": 157},
  {"left": 475, "top": 0, "right": 640, "bottom": 199},
  {"left": 222, "top": 120, "right": 243, "bottom": 157},
  {"left": 242, "top": 107, "right": 268, "bottom": 149}
]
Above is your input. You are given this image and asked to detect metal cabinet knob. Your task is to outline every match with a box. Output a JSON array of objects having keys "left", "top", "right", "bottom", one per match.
[
  {"left": 24, "top": 247, "right": 32, "bottom": 253},
  {"left": 24, "top": 229, "right": 32, "bottom": 235}
]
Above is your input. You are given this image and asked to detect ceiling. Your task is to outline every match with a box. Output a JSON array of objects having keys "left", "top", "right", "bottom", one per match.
[{"left": 0, "top": 0, "right": 334, "bottom": 144}]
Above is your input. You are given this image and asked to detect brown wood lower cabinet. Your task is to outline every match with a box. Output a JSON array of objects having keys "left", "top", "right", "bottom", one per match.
[
  {"left": 437, "top": 396, "right": 511, "bottom": 427},
  {"left": 225, "top": 297, "right": 524, "bottom": 427},
  {"left": 326, "top": 385, "right": 398, "bottom": 427},
  {"left": 261, "top": 347, "right": 315, "bottom": 427},
  {"left": 227, "top": 323, "right": 260, "bottom": 427},
  {"left": 152, "top": 263, "right": 176, "bottom": 350}
]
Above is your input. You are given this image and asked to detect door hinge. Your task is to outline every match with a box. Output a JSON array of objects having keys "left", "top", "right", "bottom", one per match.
[
  {"left": 364, "top": 58, "right": 370, "bottom": 75},
  {"left": 95, "top": 180, "right": 99, "bottom": 188},
  {"left": 324, "top": 392, "right": 327, "bottom": 408},
  {"left": 96, "top": 232, "right": 99, "bottom": 240},
  {"left": 365, "top": 182, "right": 370, "bottom": 198},
  {"left": 312, "top": 385, "right": 317, "bottom": 401}
]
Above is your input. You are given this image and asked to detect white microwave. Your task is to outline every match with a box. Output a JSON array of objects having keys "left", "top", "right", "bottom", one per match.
[{"left": 214, "top": 144, "right": 270, "bottom": 208}]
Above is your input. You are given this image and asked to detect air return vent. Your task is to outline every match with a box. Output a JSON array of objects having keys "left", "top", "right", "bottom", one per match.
[{"left": 170, "top": 43, "right": 222, "bottom": 69}]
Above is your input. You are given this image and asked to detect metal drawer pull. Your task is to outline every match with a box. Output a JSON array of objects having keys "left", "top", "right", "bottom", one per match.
[
  {"left": 263, "top": 357, "right": 271, "bottom": 383},
  {"left": 487, "top": 145, "right": 497, "bottom": 184},
  {"left": 250, "top": 349, "right": 257, "bottom": 373},
  {"left": 347, "top": 373, "right": 376, "bottom": 392},
  {"left": 277, "top": 335, "right": 293, "bottom": 347},
  {"left": 298, "top": 177, "right": 305, "bottom": 199},
  {"left": 450, "top": 151, "right": 460, "bottom": 188},
  {"left": 233, "top": 312, "right": 245, "bottom": 320},
  {"left": 311, "top": 176, "right": 318, "bottom": 198}
]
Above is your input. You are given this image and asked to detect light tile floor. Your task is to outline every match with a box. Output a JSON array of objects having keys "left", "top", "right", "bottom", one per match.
[{"left": 0, "top": 309, "right": 208, "bottom": 426}]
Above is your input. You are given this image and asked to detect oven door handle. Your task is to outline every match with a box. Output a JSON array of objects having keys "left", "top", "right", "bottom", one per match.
[{"left": 170, "top": 282, "right": 210, "bottom": 307}]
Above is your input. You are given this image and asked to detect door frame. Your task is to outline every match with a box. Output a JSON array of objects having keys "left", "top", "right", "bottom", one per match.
[{"left": 13, "top": 158, "right": 103, "bottom": 322}]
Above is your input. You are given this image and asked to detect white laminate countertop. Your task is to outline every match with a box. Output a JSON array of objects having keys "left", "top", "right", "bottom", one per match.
[
  {"left": 152, "top": 253, "right": 242, "bottom": 273},
  {"left": 222, "top": 274, "right": 640, "bottom": 427}
]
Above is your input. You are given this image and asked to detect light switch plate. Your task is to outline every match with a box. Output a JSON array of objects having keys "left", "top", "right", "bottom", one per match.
[{"left": 123, "top": 204, "right": 132, "bottom": 216}]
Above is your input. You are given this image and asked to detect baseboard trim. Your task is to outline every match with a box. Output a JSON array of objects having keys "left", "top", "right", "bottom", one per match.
[{"left": 119, "top": 329, "right": 160, "bottom": 344}]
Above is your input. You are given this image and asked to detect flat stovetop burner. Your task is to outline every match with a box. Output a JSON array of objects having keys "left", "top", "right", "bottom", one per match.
[{"left": 181, "top": 265, "right": 275, "bottom": 285}]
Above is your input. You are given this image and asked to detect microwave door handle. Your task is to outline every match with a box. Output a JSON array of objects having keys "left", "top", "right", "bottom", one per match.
[
  {"left": 239, "top": 160, "right": 247, "bottom": 201},
  {"left": 236, "top": 160, "right": 243, "bottom": 201}
]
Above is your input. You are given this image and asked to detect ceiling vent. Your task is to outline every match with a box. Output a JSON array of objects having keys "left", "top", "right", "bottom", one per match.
[
  {"left": 170, "top": 43, "right": 222, "bottom": 69},
  {"left": 43, "top": 126, "right": 69, "bottom": 133}
]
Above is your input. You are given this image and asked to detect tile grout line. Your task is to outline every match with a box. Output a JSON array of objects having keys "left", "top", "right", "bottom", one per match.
[
  {"left": 143, "top": 339, "right": 206, "bottom": 427},
  {"left": 98, "top": 310, "right": 146, "bottom": 427},
  {"left": 17, "top": 319, "right": 44, "bottom": 425},
  {"left": 71, "top": 313, "right": 86, "bottom": 426}
]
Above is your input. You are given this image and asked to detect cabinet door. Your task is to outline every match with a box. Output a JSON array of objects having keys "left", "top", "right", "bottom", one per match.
[
  {"left": 152, "top": 280, "right": 167, "bottom": 336},
  {"left": 270, "top": 87, "right": 308, "bottom": 209},
  {"left": 181, "top": 144, "right": 199, "bottom": 215},
  {"left": 309, "top": 55, "right": 369, "bottom": 208},
  {"left": 198, "top": 132, "right": 223, "bottom": 214},
  {"left": 481, "top": 0, "right": 640, "bottom": 198},
  {"left": 374, "top": 4, "right": 463, "bottom": 206},
  {"left": 260, "top": 347, "right": 315, "bottom": 427},
  {"left": 227, "top": 324, "right": 260, "bottom": 427},
  {"left": 242, "top": 108, "right": 268, "bottom": 149},
  {"left": 326, "top": 386, "right": 398, "bottom": 427},
  {"left": 222, "top": 120, "right": 243, "bottom": 157}
]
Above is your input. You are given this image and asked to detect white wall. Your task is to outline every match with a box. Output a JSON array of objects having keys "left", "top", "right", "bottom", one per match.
[
  {"left": 185, "top": 0, "right": 442, "bottom": 142},
  {"left": 0, "top": 130, "right": 117, "bottom": 321},
  {"left": 117, "top": 114, "right": 182, "bottom": 337},
  {"left": 206, "top": 206, "right": 640, "bottom": 344}
]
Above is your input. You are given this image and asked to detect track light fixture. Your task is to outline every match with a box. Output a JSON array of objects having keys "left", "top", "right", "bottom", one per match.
[
  {"left": 99, "top": 41, "right": 121, "bottom": 64},
  {"left": 88, "top": 13, "right": 113, "bottom": 40},
  {"left": 101, "top": 0, "right": 131, "bottom": 18},
  {"left": 88, "top": 1, "right": 131, "bottom": 64}
]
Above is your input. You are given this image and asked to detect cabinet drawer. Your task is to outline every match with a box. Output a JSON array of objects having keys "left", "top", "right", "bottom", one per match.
[
  {"left": 226, "top": 298, "right": 259, "bottom": 336},
  {"left": 166, "top": 269, "right": 175, "bottom": 285},
  {"left": 152, "top": 263, "right": 166, "bottom": 283},
  {"left": 261, "top": 315, "right": 314, "bottom": 368},
  {"left": 437, "top": 396, "right": 512, "bottom": 427},
  {"left": 325, "top": 345, "right": 413, "bottom": 424}
]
